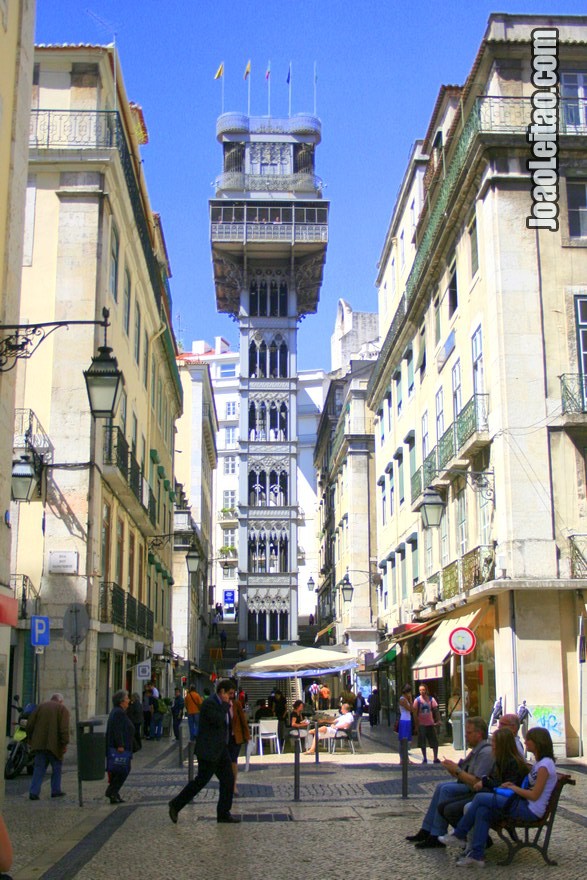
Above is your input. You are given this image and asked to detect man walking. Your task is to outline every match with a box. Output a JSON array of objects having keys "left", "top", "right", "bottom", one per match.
[
  {"left": 168, "top": 679, "right": 240, "bottom": 824},
  {"left": 27, "top": 693, "right": 70, "bottom": 800}
]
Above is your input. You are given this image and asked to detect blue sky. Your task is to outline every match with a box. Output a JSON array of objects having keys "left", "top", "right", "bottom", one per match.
[{"left": 35, "top": 1, "right": 587, "bottom": 370}]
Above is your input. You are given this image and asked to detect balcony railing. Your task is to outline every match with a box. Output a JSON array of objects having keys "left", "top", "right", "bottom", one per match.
[
  {"left": 411, "top": 467, "right": 423, "bottom": 504},
  {"left": 100, "top": 581, "right": 153, "bottom": 638},
  {"left": 423, "top": 447, "right": 438, "bottom": 486},
  {"left": 561, "top": 374, "right": 587, "bottom": 414},
  {"left": 215, "top": 172, "right": 322, "bottom": 194},
  {"left": 211, "top": 221, "right": 328, "bottom": 244},
  {"left": 438, "top": 424, "right": 455, "bottom": 471},
  {"left": 128, "top": 452, "right": 142, "bottom": 504},
  {"left": 441, "top": 560, "right": 460, "bottom": 600},
  {"left": 461, "top": 545, "right": 495, "bottom": 591},
  {"left": 10, "top": 574, "right": 39, "bottom": 620},
  {"left": 104, "top": 425, "right": 129, "bottom": 477},
  {"left": 569, "top": 535, "right": 587, "bottom": 578},
  {"left": 369, "top": 95, "right": 587, "bottom": 402},
  {"left": 456, "top": 394, "right": 489, "bottom": 447}
]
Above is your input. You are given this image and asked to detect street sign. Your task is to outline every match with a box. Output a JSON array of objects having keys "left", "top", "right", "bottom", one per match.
[
  {"left": 137, "top": 661, "right": 151, "bottom": 680},
  {"left": 31, "top": 615, "right": 50, "bottom": 647},
  {"left": 449, "top": 626, "right": 477, "bottom": 655},
  {"left": 63, "top": 603, "right": 90, "bottom": 646}
]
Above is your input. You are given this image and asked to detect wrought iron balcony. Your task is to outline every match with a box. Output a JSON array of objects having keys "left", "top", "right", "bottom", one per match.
[
  {"left": 437, "top": 544, "right": 495, "bottom": 601},
  {"left": 456, "top": 394, "right": 489, "bottom": 447},
  {"left": 216, "top": 113, "right": 321, "bottom": 139},
  {"left": 561, "top": 374, "right": 587, "bottom": 414},
  {"left": 100, "top": 581, "right": 154, "bottom": 639},
  {"left": 103, "top": 425, "right": 129, "bottom": 478},
  {"left": 211, "top": 220, "right": 328, "bottom": 244},
  {"left": 438, "top": 424, "right": 456, "bottom": 471},
  {"left": 411, "top": 467, "right": 423, "bottom": 504},
  {"left": 215, "top": 172, "right": 322, "bottom": 194}
]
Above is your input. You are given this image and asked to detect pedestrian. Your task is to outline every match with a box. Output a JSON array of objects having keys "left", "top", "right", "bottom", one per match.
[
  {"left": 412, "top": 683, "right": 440, "bottom": 763},
  {"left": 127, "top": 692, "right": 144, "bottom": 751},
  {"left": 171, "top": 687, "right": 185, "bottom": 740},
  {"left": 368, "top": 687, "right": 380, "bottom": 727},
  {"left": 168, "top": 679, "right": 240, "bottom": 824},
  {"left": 27, "top": 693, "right": 70, "bottom": 800},
  {"left": 184, "top": 685, "right": 203, "bottom": 741},
  {"left": 272, "top": 688, "right": 288, "bottom": 747},
  {"left": 142, "top": 687, "right": 152, "bottom": 739},
  {"left": 149, "top": 688, "right": 163, "bottom": 740},
  {"left": 0, "top": 813, "right": 14, "bottom": 877},
  {"left": 105, "top": 690, "right": 135, "bottom": 804},
  {"left": 228, "top": 682, "right": 250, "bottom": 797},
  {"left": 220, "top": 628, "right": 227, "bottom": 652},
  {"left": 211, "top": 611, "right": 220, "bottom": 635},
  {"left": 309, "top": 612, "right": 314, "bottom": 626},
  {"left": 397, "top": 683, "right": 414, "bottom": 758}
]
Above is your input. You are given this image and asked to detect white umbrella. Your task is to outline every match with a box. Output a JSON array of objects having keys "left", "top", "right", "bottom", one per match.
[{"left": 233, "top": 644, "right": 357, "bottom": 679}]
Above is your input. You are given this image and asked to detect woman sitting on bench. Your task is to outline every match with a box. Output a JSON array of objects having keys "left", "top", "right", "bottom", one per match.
[{"left": 438, "top": 727, "right": 557, "bottom": 868}]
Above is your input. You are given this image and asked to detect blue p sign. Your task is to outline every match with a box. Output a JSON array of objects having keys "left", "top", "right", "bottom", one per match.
[{"left": 31, "top": 616, "right": 50, "bottom": 647}]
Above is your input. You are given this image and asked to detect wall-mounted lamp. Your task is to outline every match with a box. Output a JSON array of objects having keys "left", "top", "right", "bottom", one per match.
[
  {"left": 419, "top": 487, "right": 445, "bottom": 529},
  {"left": 307, "top": 576, "right": 316, "bottom": 592},
  {"left": 339, "top": 573, "right": 355, "bottom": 604},
  {"left": 453, "top": 469, "right": 495, "bottom": 501}
]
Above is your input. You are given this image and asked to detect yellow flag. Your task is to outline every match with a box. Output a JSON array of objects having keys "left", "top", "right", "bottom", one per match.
[
  {"left": 244, "top": 60, "right": 251, "bottom": 80},
  {"left": 214, "top": 62, "right": 224, "bottom": 80}
]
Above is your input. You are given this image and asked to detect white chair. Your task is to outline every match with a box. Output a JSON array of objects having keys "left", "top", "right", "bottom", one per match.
[{"left": 257, "top": 719, "right": 281, "bottom": 754}]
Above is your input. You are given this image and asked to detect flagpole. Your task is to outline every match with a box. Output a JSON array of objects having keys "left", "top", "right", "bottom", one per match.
[
  {"left": 267, "top": 62, "right": 271, "bottom": 116},
  {"left": 222, "top": 66, "right": 225, "bottom": 114},
  {"left": 313, "top": 61, "right": 317, "bottom": 115},
  {"left": 288, "top": 62, "right": 292, "bottom": 117},
  {"left": 247, "top": 75, "right": 251, "bottom": 115}
]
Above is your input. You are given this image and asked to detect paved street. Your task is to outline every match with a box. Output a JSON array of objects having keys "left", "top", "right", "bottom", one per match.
[{"left": 3, "top": 725, "right": 587, "bottom": 880}]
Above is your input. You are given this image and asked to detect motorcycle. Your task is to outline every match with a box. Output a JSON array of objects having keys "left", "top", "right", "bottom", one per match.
[{"left": 4, "top": 696, "right": 36, "bottom": 780}]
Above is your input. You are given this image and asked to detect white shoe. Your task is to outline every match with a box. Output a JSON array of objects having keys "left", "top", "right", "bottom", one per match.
[
  {"left": 438, "top": 832, "right": 466, "bottom": 848},
  {"left": 455, "top": 855, "right": 485, "bottom": 868}
]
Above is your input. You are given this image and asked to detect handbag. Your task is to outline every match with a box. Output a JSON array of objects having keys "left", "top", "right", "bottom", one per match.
[{"left": 107, "top": 747, "right": 132, "bottom": 773}]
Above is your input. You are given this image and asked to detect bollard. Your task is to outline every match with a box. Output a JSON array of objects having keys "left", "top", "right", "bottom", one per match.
[
  {"left": 187, "top": 740, "right": 195, "bottom": 781},
  {"left": 293, "top": 735, "right": 301, "bottom": 801},
  {"left": 401, "top": 737, "right": 409, "bottom": 799},
  {"left": 314, "top": 719, "right": 320, "bottom": 764}
]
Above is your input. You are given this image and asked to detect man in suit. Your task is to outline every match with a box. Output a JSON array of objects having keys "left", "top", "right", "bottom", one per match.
[{"left": 168, "top": 679, "right": 240, "bottom": 824}]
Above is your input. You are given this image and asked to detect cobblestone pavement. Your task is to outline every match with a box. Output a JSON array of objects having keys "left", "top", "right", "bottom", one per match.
[{"left": 3, "top": 725, "right": 587, "bottom": 880}]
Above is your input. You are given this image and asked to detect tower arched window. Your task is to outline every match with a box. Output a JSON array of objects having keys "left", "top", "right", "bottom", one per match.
[
  {"left": 269, "top": 341, "right": 278, "bottom": 378},
  {"left": 249, "top": 341, "right": 258, "bottom": 377},
  {"left": 279, "top": 281, "right": 288, "bottom": 316},
  {"left": 259, "top": 280, "right": 268, "bottom": 316},
  {"left": 279, "top": 402, "right": 288, "bottom": 439},
  {"left": 279, "top": 341, "right": 288, "bottom": 377},
  {"left": 248, "top": 402, "right": 256, "bottom": 439},
  {"left": 250, "top": 280, "right": 258, "bottom": 316},
  {"left": 270, "top": 280, "right": 279, "bottom": 317},
  {"left": 258, "top": 342, "right": 267, "bottom": 378}
]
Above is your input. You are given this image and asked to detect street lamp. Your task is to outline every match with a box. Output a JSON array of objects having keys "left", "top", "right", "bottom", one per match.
[
  {"left": 340, "top": 573, "right": 355, "bottom": 604},
  {"left": 186, "top": 541, "right": 200, "bottom": 575},
  {"left": 11, "top": 456, "right": 39, "bottom": 503},
  {"left": 419, "top": 487, "right": 445, "bottom": 529},
  {"left": 307, "top": 576, "right": 316, "bottom": 592},
  {"left": 83, "top": 344, "right": 124, "bottom": 419}
]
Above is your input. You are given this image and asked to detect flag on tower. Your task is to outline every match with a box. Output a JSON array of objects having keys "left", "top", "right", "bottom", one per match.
[
  {"left": 214, "top": 62, "right": 224, "bottom": 80},
  {"left": 265, "top": 61, "right": 271, "bottom": 80},
  {"left": 244, "top": 60, "right": 251, "bottom": 80},
  {"left": 286, "top": 63, "right": 291, "bottom": 85}
]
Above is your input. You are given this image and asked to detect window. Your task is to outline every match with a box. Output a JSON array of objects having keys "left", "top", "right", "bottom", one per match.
[
  {"left": 479, "top": 488, "right": 491, "bottom": 545},
  {"left": 447, "top": 257, "right": 458, "bottom": 317},
  {"left": 408, "top": 436, "right": 416, "bottom": 477},
  {"left": 400, "top": 231, "right": 405, "bottom": 268},
  {"left": 115, "top": 516, "right": 124, "bottom": 586},
  {"left": 390, "top": 557, "right": 397, "bottom": 606},
  {"left": 389, "top": 467, "right": 395, "bottom": 516},
  {"left": 435, "top": 388, "right": 444, "bottom": 441},
  {"left": 434, "top": 297, "right": 441, "bottom": 345},
  {"left": 123, "top": 270, "right": 131, "bottom": 335},
  {"left": 421, "top": 411, "right": 429, "bottom": 460},
  {"left": 399, "top": 548, "right": 407, "bottom": 600},
  {"left": 223, "top": 490, "right": 236, "bottom": 509},
  {"left": 456, "top": 487, "right": 467, "bottom": 556},
  {"left": 220, "top": 363, "right": 236, "bottom": 378},
  {"left": 223, "top": 529, "right": 236, "bottom": 547},
  {"left": 468, "top": 216, "right": 479, "bottom": 277},
  {"left": 226, "top": 400, "right": 237, "bottom": 418},
  {"left": 407, "top": 348, "right": 414, "bottom": 397},
  {"left": 151, "top": 360, "right": 156, "bottom": 409},
  {"left": 397, "top": 452, "right": 405, "bottom": 504},
  {"left": 440, "top": 508, "right": 449, "bottom": 567},
  {"left": 410, "top": 197, "right": 417, "bottom": 234},
  {"left": 378, "top": 409, "right": 385, "bottom": 445},
  {"left": 472, "top": 326, "right": 484, "bottom": 395},
  {"left": 224, "top": 455, "right": 237, "bottom": 475},
  {"left": 386, "top": 390, "right": 393, "bottom": 432},
  {"left": 390, "top": 258, "right": 396, "bottom": 298},
  {"left": 452, "top": 359, "right": 462, "bottom": 419},
  {"left": 416, "top": 324, "right": 426, "bottom": 378},
  {"left": 134, "top": 302, "right": 141, "bottom": 364},
  {"left": 128, "top": 532, "right": 135, "bottom": 595},
  {"left": 131, "top": 413, "right": 138, "bottom": 455},
  {"left": 380, "top": 480, "right": 387, "bottom": 526},
  {"left": 561, "top": 71, "right": 587, "bottom": 130},
  {"left": 567, "top": 181, "right": 587, "bottom": 238},
  {"left": 225, "top": 426, "right": 237, "bottom": 447},
  {"left": 143, "top": 331, "right": 149, "bottom": 387},
  {"left": 110, "top": 226, "right": 119, "bottom": 302},
  {"left": 409, "top": 537, "right": 419, "bottom": 586},
  {"left": 101, "top": 502, "right": 111, "bottom": 579},
  {"left": 425, "top": 528, "right": 433, "bottom": 577},
  {"left": 395, "top": 369, "right": 403, "bottom": 416}
]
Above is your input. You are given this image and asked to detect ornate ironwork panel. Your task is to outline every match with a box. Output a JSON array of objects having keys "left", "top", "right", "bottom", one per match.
[
  {"left": 126, "top": 594, "right": 138, "bottom": 633},
  {"left": 461, "top": 545, "right": 495, "bottom": 591},
  {"left": 103, "top": 425, "right": 129, "bottom": 478},
  {"left": 411, "top": 467, "right": 423, "bottom": 503},
  {"left": 561, "top": 374, "right": 587, "bottom": 414},
  {"left": 569, "top": 534, "right": 587, "bottom": 578},
  {"left": 441, "top": 560, "right": 459, "bottom": 600},
  {"left": 456, "top": 394, "right": 489, "bottom": 448},
  {"left": 438, "top": 424, "right": 455, "bottom": 471},
  {"left": 423, "top": 448, "right": 437, "bottom": 486}
]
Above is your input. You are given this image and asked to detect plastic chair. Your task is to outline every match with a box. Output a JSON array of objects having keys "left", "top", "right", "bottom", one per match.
[
  {"left": 257, "top": 719, "right": 281, "bottom": 754},
  {"left": 330, "top": 717, "right": 359, "bottom": 754}
]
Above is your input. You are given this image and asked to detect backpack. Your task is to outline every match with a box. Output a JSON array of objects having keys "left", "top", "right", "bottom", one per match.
[{"left": 157, "top": 697, "right": 168, "bottom": 714}]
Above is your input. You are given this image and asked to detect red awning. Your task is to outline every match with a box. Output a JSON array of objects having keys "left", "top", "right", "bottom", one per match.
[{"left": 0, "top": 595, "right": 18, "bottom": 627}]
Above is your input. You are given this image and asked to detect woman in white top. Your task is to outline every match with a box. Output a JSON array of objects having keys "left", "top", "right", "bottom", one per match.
[
  {"left": 439, "top": 727, "right": 557, "bottom": 867},
  {"left": 397, "top": 684, "right": 413, "bottom": 744}
]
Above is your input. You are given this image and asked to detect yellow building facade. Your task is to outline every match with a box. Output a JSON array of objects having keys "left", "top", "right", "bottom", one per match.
[
  {"left": 368, "top": 14, "right": 587, "bottom": 755},
  {"left": 10, "top": 45, "right": 182, "bottom": 718}
]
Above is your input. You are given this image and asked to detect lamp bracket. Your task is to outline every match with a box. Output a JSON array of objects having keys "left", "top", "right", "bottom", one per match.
[
  {"left": 0, "top": 307, "right": 110, "bottom": 372},
  {"left": 451, "top": 468, "right": 495, "bottom": 501}
]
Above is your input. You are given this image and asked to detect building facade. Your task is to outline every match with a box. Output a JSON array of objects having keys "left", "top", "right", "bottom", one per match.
[
  {"left": 210, "top": 112, "right": 328, "bottom": 650},
  {"left": 368, "top": 14, "right": 587, "bottom": 755},
  {"left": 10, "top": 45, "right": 182, "bottom": 717},
  {"left": 0, "top": 0, "right": 36, "bottom": 800}
]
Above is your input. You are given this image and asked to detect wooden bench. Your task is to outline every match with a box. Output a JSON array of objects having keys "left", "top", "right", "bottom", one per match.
[{"left": 490, "top": 771, "right": 575, "bottom": 865}]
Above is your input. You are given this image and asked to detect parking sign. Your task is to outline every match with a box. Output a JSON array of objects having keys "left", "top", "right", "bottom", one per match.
[{"left": 31, "top": 616, "right": 50, "bottom": 647}]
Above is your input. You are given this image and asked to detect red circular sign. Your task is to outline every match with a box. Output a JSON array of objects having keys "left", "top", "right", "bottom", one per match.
[{"left": 449, "top": 626, "right": 476, "bottom": 655}]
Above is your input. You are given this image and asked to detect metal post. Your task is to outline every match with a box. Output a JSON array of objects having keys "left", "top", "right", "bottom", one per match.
[
  {"left": 400, "top": 736, "right": 409, "bottom": 799},
  {"left": 187, "top": 739, "right": 195, "bottom": 781},
  {"left": 460, "top": 654, "right": 467, "bottom": 757},
  {"left": 293, "top": 735, "right": 301, "bottom": 801},
  {"left": 314, "top": 719, "right": 319, "bottom": 764},
  {"left": 73, "top": 645, "right": 83, "bottom": 807}
]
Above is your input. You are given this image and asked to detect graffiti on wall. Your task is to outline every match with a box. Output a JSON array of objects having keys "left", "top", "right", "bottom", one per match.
[{"left": 529, "top": 705, "right": 565, "bottom": 742}]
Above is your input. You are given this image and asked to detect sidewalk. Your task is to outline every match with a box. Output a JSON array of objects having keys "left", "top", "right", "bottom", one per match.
[{"left": 3, "top": 724, "right": 587, "bottom": 880}]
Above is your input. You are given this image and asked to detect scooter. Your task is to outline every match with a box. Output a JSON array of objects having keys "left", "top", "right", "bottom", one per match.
[{"left": 4, "top": 696, "right": 35, "bottom": 780}]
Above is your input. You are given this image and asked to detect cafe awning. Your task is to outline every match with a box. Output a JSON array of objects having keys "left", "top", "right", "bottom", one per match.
[
  {"left": 412, "top": 610, "right": 481, "bottom": 680},
  {"left": 371, "top": 642, "right": 401, "bottom": 667}
]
